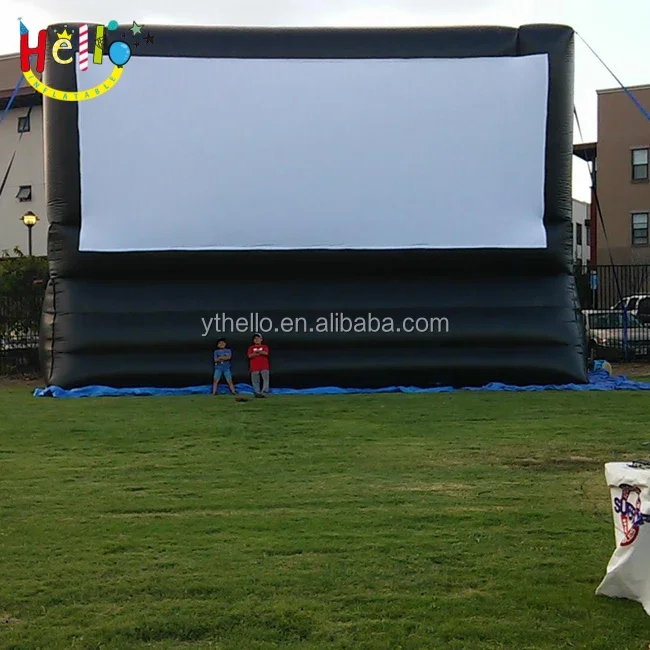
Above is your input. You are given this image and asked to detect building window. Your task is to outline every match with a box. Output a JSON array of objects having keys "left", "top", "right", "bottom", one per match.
[
  {"left": 632, "top": 212, "right": 649, "bottom": 246},
  {"left": 585, "top": 220, "right": 590, "bottom": 244},
  {"left": 16, "top": 185, "right": 32, "bottom": 202},
  {"left": 575, "top": 223, "right": 582, "bottom": 245},
  {"left": 17, "top": 115, "right": 30, "bottom": 133},
  {"left": 632, "top": 148, "right": 649, "bottom": 181}
]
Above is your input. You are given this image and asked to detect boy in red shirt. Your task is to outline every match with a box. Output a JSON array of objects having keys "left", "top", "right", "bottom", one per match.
[{"left": 248, "top": 333, "right": 270, "bottom": 398}]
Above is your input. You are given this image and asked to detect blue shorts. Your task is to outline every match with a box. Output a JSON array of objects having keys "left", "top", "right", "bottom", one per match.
[{"left": 213, "top": 366, "right": 232, "bottom": 381}]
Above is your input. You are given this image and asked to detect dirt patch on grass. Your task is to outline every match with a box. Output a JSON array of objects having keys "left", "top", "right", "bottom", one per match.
[
  {"left": 611, "top": 363, "right": 650, "bottom": 378},
  {"left": 0, "top": 376, "right": 41, "bottom": 389},
  {"left": 392, "top": 482, "right": 474, "bottom": 493},
  {"left": 1, "top": 615, "right": 20, "bottom": 625},
  {"left": 510, "top": 456, "right": 601, "bottom": 471},
  {"left": 448, "top": 587, "right": 488, "bottom": 599},
  {"left": 447, "top": 505, "right": 506, "bottom": 513}
]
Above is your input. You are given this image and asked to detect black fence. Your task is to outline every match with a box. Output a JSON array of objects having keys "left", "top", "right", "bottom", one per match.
[
  {"left": 2, "top": 265, "right": 650, "bottom": 377},
  {"left": 575, "top": 264, "right": 650, "bottom": 362},
  {"left": 0, "top": 253, "right": 47, "bottom": 376},
  {"left": 0, "top": 277, "right": 46, "bottom": 377}
]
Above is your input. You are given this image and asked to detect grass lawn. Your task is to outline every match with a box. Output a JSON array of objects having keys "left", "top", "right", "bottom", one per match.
[{"left": 1, "top": 383, "right": 650, "bottom": 649}]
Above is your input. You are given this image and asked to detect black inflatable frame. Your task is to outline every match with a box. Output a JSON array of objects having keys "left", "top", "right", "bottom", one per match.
[{"left": 40, "top": 23, "right": 586, "bottom": 389}]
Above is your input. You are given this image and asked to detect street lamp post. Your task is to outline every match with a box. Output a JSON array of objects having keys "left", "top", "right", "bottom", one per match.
[{"left": 21, "top": 211, "right": 39, "bottom": 256}]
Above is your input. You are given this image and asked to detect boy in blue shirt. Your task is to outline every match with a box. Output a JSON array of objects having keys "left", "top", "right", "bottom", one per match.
[{"left": 213, "top": 338, "right": 237, "bottom": 395}]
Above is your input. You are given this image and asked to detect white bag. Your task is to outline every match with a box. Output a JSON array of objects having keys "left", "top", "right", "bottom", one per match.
[{"left": 595, "top": 461, "right": 650, "bottom": 615}]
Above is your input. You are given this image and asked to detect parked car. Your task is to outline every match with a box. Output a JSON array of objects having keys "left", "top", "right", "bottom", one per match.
[
  {"left": 584, "top": 309, "right": 650, "bottom": 361},
  {"left": 611, "top": 295, "right": 650, "bottom": 324}
]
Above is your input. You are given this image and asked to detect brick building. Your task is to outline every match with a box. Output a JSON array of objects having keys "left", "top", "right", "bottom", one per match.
[{"left": 574, "top": 84, "right": 650, "bottom": 266}]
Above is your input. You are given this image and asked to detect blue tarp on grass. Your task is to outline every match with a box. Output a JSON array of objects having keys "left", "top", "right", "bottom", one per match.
[{"left": 32, "top": 369, "right": 650, "bottom": 398}]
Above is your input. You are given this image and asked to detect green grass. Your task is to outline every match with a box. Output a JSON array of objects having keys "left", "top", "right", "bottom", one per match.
[{"left": 1, "top": 386, "right": 650, "bottom": 649}]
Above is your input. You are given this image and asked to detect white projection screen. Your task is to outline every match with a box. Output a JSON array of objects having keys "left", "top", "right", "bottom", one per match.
[{"left": 77, "top": 54, "right": 549, "bottom": 252}]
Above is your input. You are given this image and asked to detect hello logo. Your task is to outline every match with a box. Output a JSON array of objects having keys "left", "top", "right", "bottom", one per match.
[{"left": 18, "top": 18, "right": 149, "bottom": 101}]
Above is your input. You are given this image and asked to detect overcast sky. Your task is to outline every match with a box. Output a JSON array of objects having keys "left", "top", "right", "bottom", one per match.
[{"left": 2, "top": 0, "right": 649, "bottom": 202}]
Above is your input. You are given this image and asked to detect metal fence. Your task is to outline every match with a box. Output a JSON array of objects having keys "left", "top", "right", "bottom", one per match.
[
  {"left": 1, "top": 265, "right": 650, "bottom": 376},
  {"left": 574, "top": 264, "right": 650, "bottom": 310},
  {"left": 575, "top": 264, "right": 650, "bottom": 362},
  {"left": 0, "top": 279, "right": 46, "bottom": 376}
]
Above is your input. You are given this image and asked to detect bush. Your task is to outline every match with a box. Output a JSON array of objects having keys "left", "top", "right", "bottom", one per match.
[
  {"left": 0, "top": 248, "right": 48, "bottom": 342},
  {"left": 0, "top": 247, "right": 48, "bottom": 294}
]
